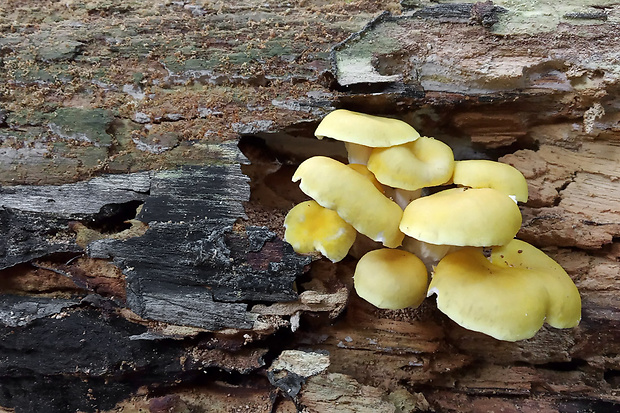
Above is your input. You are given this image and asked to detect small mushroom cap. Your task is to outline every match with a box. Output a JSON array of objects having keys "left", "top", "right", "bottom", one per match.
[
  {"left": 400, "top": 188, "right": 522, "bottom": 247},
  {"left": 367, "top": 137, "right": 455, "bottom": 191},
  {"left": 452, "top": 160, "right": 528, "bottom": 202},
  {"left": 314, "top": 109, "right": 420, "bottom": 147},
  {"left": 429, "top": 239, "right": 581, "bottom": 341},
  {"left": 354, "top": 249, "right": 428, "bottom": 310},
  {"left": 293, "top": 156, "right": 404, "bottom": 248},
  {"left": 284, "top": 200, "right": 357, "bottom": 262}
]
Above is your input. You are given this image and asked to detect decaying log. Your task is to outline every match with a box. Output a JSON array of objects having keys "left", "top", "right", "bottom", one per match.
[{"left": 1, "top": 1, "right": 619, "bottom": 412}]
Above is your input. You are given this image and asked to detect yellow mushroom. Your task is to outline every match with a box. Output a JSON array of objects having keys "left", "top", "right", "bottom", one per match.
[
  {"left": 284, "top": 200, "right": 357, "bottom": 262},
  {"left": 347, "top": 163, "right": 384, "bottom": 193},
  {"left": 452, "top": 160, "right": 528, "bottom": 203},
  {"left": 400, "top": 187, "right": 522, "bottom": 247},
  {"left": 428, "top": 239, "right": 581, "bottom": 341},
  {"left": 367, "top": 136, "right": 455, "bottom": 193},
  {"left": 314, "top": 109, "right": 420, "bottom": 164},
  {"left": 354, "top": 249, "right": 428, "bottom": 310},
  {"left": 490, "top": 239, "right": 581, "bottom": 329},
  {"left": 293, "top": 156, "right": 404, "bottom": 248},
  {"left": 347, "top": 163, "right": 419, "bottom": 213}
]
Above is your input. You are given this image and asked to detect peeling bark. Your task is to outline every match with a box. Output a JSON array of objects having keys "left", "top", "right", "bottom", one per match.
[{"left": 1, "top": 1, "right": 619, "bottom": 412}]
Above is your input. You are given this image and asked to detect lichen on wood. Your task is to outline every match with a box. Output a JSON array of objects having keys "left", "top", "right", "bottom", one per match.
[{"left": 1, "top": 1, "right": 619, "bottom": 412}]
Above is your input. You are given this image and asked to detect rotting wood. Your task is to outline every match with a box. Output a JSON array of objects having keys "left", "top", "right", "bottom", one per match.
[
  {"left": 1, "top": 1, "right": 620, "bottom": 412},
  {"left": 0, "top": 172, "right": 150, "bottom": 270},
  {"left": 503, "top": 141, "right": 620, "bottom": 249}
]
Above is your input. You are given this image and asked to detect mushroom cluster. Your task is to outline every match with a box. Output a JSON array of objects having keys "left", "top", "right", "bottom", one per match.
[{"left": 284, "top": 109, "right": 581, "bottom": 341}]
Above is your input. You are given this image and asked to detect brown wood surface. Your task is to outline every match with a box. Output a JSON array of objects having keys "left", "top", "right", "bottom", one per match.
[{"left": 0, "top": 1, "right": 619, "bottom": 412}]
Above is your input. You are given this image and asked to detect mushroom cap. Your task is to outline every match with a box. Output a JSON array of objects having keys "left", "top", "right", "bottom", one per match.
[
  {"left": 429, "top": 239, "right": 581, "bottom": 341},
  {"left": 347, "top": 163, "right": 384, "bottom": 193},
  {"left": 284, "top": 200, "right": 357, "bottom": 262},
  {"left": 400, "top": 187, "right": 522, "bottom": 247},
  {"left": 367, "top": 137, "right": 455, "bottom": 191},
  {"left": 490, "top": 239, "right": 581, "bottom": 329},
  {"left": 354, "top": 248, "right": 428, "bottom": 310},
  {"left": 452, "top": 160, "right": 528, "bottom": 202},
  {"left": 293, "top": 156, "right": 404, "bottom": 248},
  {"left": 314, "top": 109, "right": 420, "bottom": 147}
]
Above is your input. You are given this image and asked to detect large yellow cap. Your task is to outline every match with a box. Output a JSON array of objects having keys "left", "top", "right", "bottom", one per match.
[
  {"left": 293, "top": 156, "right": 404, "bottom": 248},
  {"left": 490, "top": 239, "right": 581, "bottom": 329},
  {"left": 367, "top": 137, "right": 455, "bottom": 191},
  {"left": 429, "top": 239, "right": 581, "bottom": 341},
  {"left": 354, "top": 249, "right": 428, "bottom": 310},
  {"left": 452, "top": 160, "right": 528, "bottom": 202},
  {"left": 284, "top": 200, "right": 357, "bottom": 262},
  {"left": 400, "top": 188, "right": 522, "bottom": 247},
  {"left": 314, "top": 109, "right": 420, "bottom": 147}
]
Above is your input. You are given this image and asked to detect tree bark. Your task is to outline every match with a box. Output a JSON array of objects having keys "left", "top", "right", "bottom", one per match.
[{"left": 0, "top": 1, "right": 619, "bottom": 412}]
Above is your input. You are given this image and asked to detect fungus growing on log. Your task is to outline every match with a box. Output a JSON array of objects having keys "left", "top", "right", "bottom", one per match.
[
  {"left": 284, "top": 109, "right": 581, "bottom": 342},
  {"left": 354, "top": 248, "right": 428, "bottom": 310},
  {"left": 292, "top": 156, "right": 404, "bottom": 248},
  {"left": 428, "top": 239, "right": 581, "bottom": 341},
  {"left": 367, "top": 136, "right": 455, "bottom": 192},
  {"left": 284, "top": 200, "right": 356, "bottom": 263},
  {"left": 314, "top": 109, "right": 420, "bottom": 164},
  {"left": 399, "top": 187, "right": 522, "bottom": 247},
  {"left": 347, "top": 163, "right": 385, "bottom": 193},
  {"left": 452, "top": 159, "right": 529, "bottom": 203}
]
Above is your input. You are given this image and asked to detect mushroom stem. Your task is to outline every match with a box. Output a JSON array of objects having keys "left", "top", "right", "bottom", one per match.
[
  {"left": 345, "top": 142, "right": 373, "bottom": 165},
  {"left": 401, "top": 236, "right": 457, "bottom": 271},
  {"left": 393, "top": 188, "right": 422, "bottom": 209}
]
